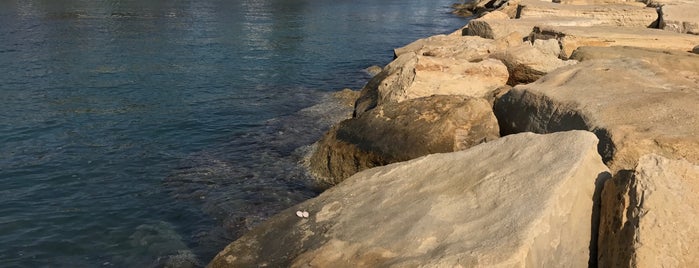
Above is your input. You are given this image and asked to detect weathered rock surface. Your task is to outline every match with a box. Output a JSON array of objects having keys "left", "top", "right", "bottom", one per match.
[
  {"left": 209, "top": 131, "right": 610, "bottom": 268},
  {"left": 598, "top": 154, "right": 699, "bottom": 267},
  {"left": 467, "top": 17, "right": 608, "bottom": 40},
  {"left": 393, "top": 34, "right": 496, "bottom": 60},
  {"left": 694, "top": 44, "right": 699, "bottom": 54},
  {"left": 354, "top": 52, "right": 508, "bottom": 116},
  {"left": 491, "top": 41, "right": 578, "bottom": 85},
  {"left": 659, "top": 3, "right": 699, "bottom": 35},
  {"left": 308, "top": 95, "right": 499, "bottom": 186},
  {"left": 494, "top": 48, "right": 699, "bottom": 173},
  {"left": 517, "top": 0, "right": 658, "bottom": 27},
  {"left": 530, "top": 25, "right": 699, "bottom": 57}
]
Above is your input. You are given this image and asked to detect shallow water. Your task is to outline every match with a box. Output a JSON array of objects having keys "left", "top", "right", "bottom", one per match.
[{"left": 0, "top": 0, "right": 466, "bottom": 266}]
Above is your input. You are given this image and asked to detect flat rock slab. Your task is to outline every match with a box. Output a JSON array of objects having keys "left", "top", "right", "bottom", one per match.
[
  {"left": 354, "top": 52, "right": 508, "bottom": 116},
  {"left": 530, "top": 25, "right": 699, "bottom": 57},
  {"left": 467, "top": 17, "right": 608, "bottom": 40},
  {"left": 494, "top": 47, "right": 699, "bottom": 173},
  {"left": 491, "top": 41, "right": 578, "bottom": 85},
  {"left": 517, "top": 0, "right": 658, "bottom": 27},
  {"left": 598, "top": 154, "right": 699, "bottom": 267},
  {"left": 660, "top": 3, "right": 699, "bottom": 35},
  {"left": 209, "top": 131, "right": 609, "bottom": 268},
  {"left": 307, "top": 95, "right": 499, "bottom": 186},
  {"left": 393, "top": 34, "right": 496, "bottom": 60}
]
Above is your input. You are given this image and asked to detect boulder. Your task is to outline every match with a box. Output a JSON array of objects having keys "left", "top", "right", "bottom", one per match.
[
  {"left": 354, "top": 52, "right": 508, "bottom": 116},
  {"left": 393, "top": 34, "right": 496, "bottom": 60},
  {"left": 556, "top": 0, "right": 640, "bottom": 5},
  {"left": 694, "top": 44, "right": 699, "bottom": 54},
  {"left": 659, "top": 3, "right": 699, "bottom": 35},
  {"left": 517, "top": 0, "right": 659, "bottom": 27},
  {"left": 494, "top": 48, "right": 699, "bottom": 173},
  {"left": 530, "top": 25, "right": 699, "bottom": 57},
  {"left": 598, "top": 154, "right": 699, "bottom": 267},
  {"left": 490, "top": 41, "right": 578, "bottom": 85},
  {"left": 467, "top": 17, "right": 608, "bottom": 40},
  {"left": 308, "top": 95, "right": 499, "bottom": 186},
  {"left": 209, "top": 131, "right": 610, "bottom": 268}
]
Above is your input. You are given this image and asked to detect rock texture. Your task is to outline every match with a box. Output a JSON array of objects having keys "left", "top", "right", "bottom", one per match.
[
  {"left": 393, "top": 34, "right": 496, "bottom": 60},
  {"left": 529, "top": 25, "right": 699, "bottom": 58},
  {"left": 491, "top": 40, "right": 577, "bottom": 85},
  {"left": 308, "top": 95, "right": 499, "bottom": 186},
  {"left": 209, "top": 131, "right": 610, "bottom": 268},
  {"left": 517, "top": 0, "right": 658, "bottom": 27},
  {"left": 467, "top": 17, "right": 607, "bottom": 40},
  {"left": 659, "top": 2, "right": 699, "bottom": 35},
  {"left": 494, "top": 47, "right": 699, "bottom": 173},
  {"left": 354, "top": 52, "right": 508, "bottom": 116},
  {"left": 598, "top": 154, "right": 699, "bottom": 267}
]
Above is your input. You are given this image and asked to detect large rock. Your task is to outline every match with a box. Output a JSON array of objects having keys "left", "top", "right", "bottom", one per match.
[
  {"left": 530, "top": 25, "right": 699, "bottom": 57},
  {"left": 517, "top": 0, "right": 659, "bottom": 27},
  {"left": 354, "top": 52, "right": 509, "bottom": 116},
  {"left": 467, "top": 17, "right": 607, "bottom": 40},
  {"left": 659, "top": 3, "right": 699, "bottom": 35},
  {"left": 491, "top": 40, "right": 578, "bottom": 85},
  {"left": 308, "top": 95, "right": 499, "bottom": 186},
  {"left": 393, "top": 34, "right": 496, "bottom": 60},
  {"left": 598, "top": 154, "right": 699, "bottom": 267},
  {"left": 494, "top": 48, "right": 699, "bottom": 173},
  {"left": 209, "top": 131, "right": 610, "bottom": 268}
]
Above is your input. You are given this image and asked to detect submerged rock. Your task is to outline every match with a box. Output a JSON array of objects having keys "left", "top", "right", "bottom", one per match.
[
  {"left": 209, "top": 131, "right": 609, "bottom": 268},
  {"left": 598, "top": 154, "right": 699, "bottom": 267},
  {"left": 308, "top": 95, "right": 499, "bottom": 186}
]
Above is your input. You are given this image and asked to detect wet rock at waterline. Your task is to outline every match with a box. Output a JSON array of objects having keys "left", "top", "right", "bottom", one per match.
[
  {"left": 494, "top": 48, "right": 699, "bottom": 173},
  {"left": 598, "top": 154, "right": 699, "bottom": 267},
  {"left": 308, "top": 95, "right": 499, "bottom": 186},
  {"left": 209, "top": 131, "right": 609, "bottom": 268}
]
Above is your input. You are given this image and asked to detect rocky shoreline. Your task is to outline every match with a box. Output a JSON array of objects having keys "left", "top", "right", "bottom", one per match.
[{"left": 209, "top": 0, "right": 699, "bottom": 266}]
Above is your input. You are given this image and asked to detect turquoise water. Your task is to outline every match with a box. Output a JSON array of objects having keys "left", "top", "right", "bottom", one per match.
[{"left": 0, "top": 0, "right": 466, "bottom": 266}]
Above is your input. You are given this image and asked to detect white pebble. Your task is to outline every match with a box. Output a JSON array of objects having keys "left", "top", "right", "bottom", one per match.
[
  {"left": 302, "top": 211, "right": 309, "bottom": 218},
  {"left": 296, "top": 211, "right": 304, "bottom": 218}
]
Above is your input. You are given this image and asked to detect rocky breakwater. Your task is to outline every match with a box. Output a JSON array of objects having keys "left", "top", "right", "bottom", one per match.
[{"left": 210, "top": 0, "right": 699, "bottom": 266}]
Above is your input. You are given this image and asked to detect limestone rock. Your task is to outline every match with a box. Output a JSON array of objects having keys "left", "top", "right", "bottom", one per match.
[
  {"left": 308, "top": 95, "right": 499, "bottom": 186},
  {"left": 598, "top": 154, "right": 699, "bottom": 267},
  {"left": 209, "top": 131, "right": 610, "bottom": 268},
  {"left": 517, "top": 0, "right": 659, "bottom": 27},
  {"left": 556, "top": 0, "right": 639, "bottom": 5},
  {"left": 393, "top": 34, "right": 496, "bottom": 60},
  {"left": 694, "top": 44, "right": 699, "bottom": 54},
  {"left": 354, "top": 52, "right": 508, "bottom": 116},
  {"left": 363, "top": 65, "right": 382, "bottom": 77},
  {"left": 491, "top": 42, "right": 578, "bottom": 85},
  {"left": 467, "top": 17, "right": 608, "bottom": 40},
  {"left": 494, "top": 48, "right": 699, "bottom": 173},
  {"left": 530, "top": 25, "right": 699, "bottom": 57},
  {"left": 660, "top": 3, "right": 699, "bottom": 35}
]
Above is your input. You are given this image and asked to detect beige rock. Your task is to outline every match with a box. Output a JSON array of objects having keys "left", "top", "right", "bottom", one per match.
[
  {"left": 494, "top": 48, "right": 699, "bottom": 173},
  {"left": 660, "top": 3, "right": 699, "bottom": 35},
  {"left": 480, "top": 10, "right": 510, "bottom": 20},
  {"left": 393, "top": 34, "right": 495, "bottom": 60},
  {"left": 354, "top": 52, "right": 509, "bottom": 116},
  {"left": 308, "top": 95, "right": 499, "bottom": 186},
  {"left": 556, "top": 0, "right": 639, "bottom": 5},
  {"left": 209, "top": 131, "right": 610, "bottom": 268},
  {"left": 517, "top": 0, "right": 659, "bottom": 27},
  {"left": 467, "top": 17, "right": 608, "bottom": 40},
  {"left": 490, "top": 42, "right": 578, "bottom": 85},
  {"left": 530, "top": 25, "right": 699, "bottom": 57},
  {"left": 598, "top": 154, "right": 699, "bottom": 267}
]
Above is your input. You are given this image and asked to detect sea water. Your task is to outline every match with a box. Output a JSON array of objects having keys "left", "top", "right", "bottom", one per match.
[{"left": 0, "top": 0, "right": 466, "bottom": 266}]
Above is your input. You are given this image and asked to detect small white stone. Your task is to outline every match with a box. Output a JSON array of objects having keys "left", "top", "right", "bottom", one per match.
[
  {"left": 296, "top": 211, "right": 304, "bottom": 218},
  {"left": 302, "top": 211, "right": 310, "bottom": 218}
]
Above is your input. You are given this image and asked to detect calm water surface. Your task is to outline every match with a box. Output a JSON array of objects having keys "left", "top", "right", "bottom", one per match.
[{"left": 0, "top": 0, "right": 466, "bottom": 266}]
